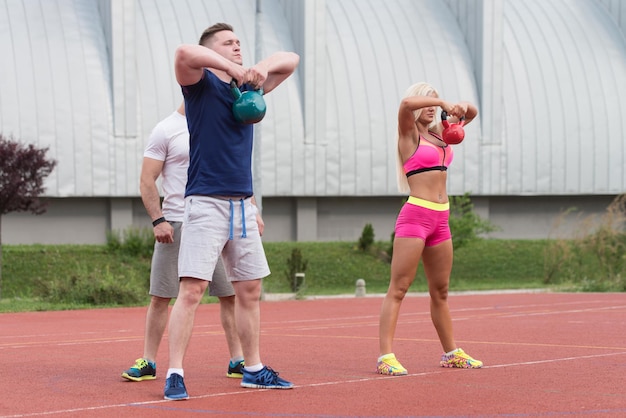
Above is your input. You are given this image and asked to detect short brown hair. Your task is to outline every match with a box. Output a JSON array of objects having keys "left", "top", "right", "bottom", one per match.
[{"left": 198, "top": 23, "right": 234, "bottom": 46}]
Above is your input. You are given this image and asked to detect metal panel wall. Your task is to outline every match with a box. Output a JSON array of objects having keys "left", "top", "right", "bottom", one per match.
[
  {"left": 135, "top": 0, "right": 257, "bottom": 142},
  {"left": 1, "top": 0, "right": 625, "bottom": 202},
  {"left": 0, "top": 0, "right": 115, "bottom": 196},
  {"left": 500, "top": 0, "right": 625, "bottom": 195},
  {"left": 303, "top": 0, "right": 482, "bottom": 197},
  {"left": 599, "top": 0, "right": 626, "bottom": 30}
]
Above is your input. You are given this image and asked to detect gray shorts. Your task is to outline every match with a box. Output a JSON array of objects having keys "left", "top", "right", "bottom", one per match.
[
  {"left": 178, "top": 196, "right": 271, "bottom": 282},
  {"left": 149, "top": 221, "right": 234, "bottom": 298}
]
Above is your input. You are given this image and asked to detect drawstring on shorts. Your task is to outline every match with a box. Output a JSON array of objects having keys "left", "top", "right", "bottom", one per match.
[
  {"left": 240, "top": 199, "right": 247, "bottom": 238},
  {"left": 228, "top": 199, "right": 247, "bottom": 240}
]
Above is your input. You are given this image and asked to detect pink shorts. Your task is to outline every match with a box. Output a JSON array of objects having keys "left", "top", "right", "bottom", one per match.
[{"left": 394, "top": 196, "right": 451, "bottom": 247}]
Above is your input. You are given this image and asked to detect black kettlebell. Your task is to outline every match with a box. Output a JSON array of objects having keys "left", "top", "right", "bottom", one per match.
[{"left": 230, "top": 80, "right": 266, "bottom": 124}]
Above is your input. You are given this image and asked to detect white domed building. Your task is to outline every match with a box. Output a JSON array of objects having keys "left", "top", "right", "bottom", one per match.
[{"left": 1, "top": 0, "right": 624, "bottom": 244}]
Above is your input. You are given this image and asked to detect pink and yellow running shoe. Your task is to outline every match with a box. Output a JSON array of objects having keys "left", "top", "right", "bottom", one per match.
[
  {"left": 439, "top": 348, "right": 483, "bottom": 368},
  {"left": 376, "top": 353, "right": 408, "bottom": 375}
]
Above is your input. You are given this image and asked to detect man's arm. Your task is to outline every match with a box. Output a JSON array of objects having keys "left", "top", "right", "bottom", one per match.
[
  {"left": 247, "top": 51, "right": 300, "bottom": 94},
  {"left": 140, "top": 157, "right": 174, "bottom": 243},
  {"left": 250, "top": 196, "right": 265, "bottom": 236},
  {"left": 174, "top": 44, "right": 247, "bottom": 86}
]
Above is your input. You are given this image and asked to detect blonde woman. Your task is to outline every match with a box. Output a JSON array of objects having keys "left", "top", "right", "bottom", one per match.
[{"left": 377, "top": 82, "right": 482, "bottom": 375}]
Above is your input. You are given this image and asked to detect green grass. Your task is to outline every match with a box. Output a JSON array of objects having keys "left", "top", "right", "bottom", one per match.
[
  {"left": 0, "top": 239, "right": 555, "bottom": 313},
  {"left": 262, "top": 240, "right": 550, "bottom": 294},
  {"left": 263, "top": 241, "right": 396, "bottom": 295},
  {"left": 450, "top": 240, "right": 549, "bottom": 290},
  {"left": 6, "top": 194, "right": 623, "bottom": 312}
]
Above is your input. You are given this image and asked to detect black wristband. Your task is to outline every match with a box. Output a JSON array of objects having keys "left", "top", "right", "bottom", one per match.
[{"left": 152, "top": 217, "right": 167, "bottom": 227}]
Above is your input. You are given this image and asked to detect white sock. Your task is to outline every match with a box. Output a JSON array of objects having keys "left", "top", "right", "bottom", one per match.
[
  {"left": 167, "top": 368, "right": 184, "bottom": 378},
  {"left": 230, "top": 356, "right": 244, "bottom": 364},
  {"left": 243, "top": 363, "right": 264, "bottom": 373},
  {"left": 378, "top": 353, "right": 393, "bottom": 362},
  {"left": 445, "top": 348, "right": 460, "bottom": 356}
]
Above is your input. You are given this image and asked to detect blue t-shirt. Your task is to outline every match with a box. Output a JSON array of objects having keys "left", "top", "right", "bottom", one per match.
[{"left": 182, "top": 69, "right": 254, "bottom": 197}]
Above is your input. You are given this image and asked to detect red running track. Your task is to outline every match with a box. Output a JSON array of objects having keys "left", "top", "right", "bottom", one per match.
[{"left": 1, "top": 292, "right": 625, "bottom": 417}]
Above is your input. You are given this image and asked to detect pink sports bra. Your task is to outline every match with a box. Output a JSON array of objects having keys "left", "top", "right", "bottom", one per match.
[{"left": 403, "top": 133, "right": 454, "bottom": 177}]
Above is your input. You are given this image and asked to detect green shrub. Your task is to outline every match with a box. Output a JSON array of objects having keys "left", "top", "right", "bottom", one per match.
[
  {"left": 106, "top": 229, "right": 122, "bottom": 252},
  {"left": 543, "top": 194, "right": 626, "bottom": 291},
  {"left": 33, "top": 264, "right": 145, "bottom": 305},
  {"left": 387, "top": 231, "right": 395, "bottom": 260},
  {"left": 107, "top": 227, "right": 154, "bottom": 257},
  {"left": 358, "top": 223, "right": 375, "bottom": 251},
  {"left": 284, "top": 248, "right": 308, "bottom": 292},
  {"left": 449, "top": 193, "right": 498, "bottom": 250}
]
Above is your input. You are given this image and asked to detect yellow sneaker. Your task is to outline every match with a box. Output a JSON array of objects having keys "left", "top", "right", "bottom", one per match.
[
  {"left": 376, "top": 353, "right": 408, "bottom": 375},
  {"left": 439, "top": 348, "right": 483, "bottom": 368}
]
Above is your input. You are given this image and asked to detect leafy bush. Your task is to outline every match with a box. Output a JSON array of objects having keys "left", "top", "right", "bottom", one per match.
[
  {"left": 449, "top": 193, "right": 498, "bottom": 250},
  {"left": 387, "top": 231, "right": 395, "bottom": 260},
  {"left": 0, "top": 135, "right": 57, "bottom": 298},
  {"left": 544, "top": 194, "right": 626, "bottom": 291},
  {"left": 107, "top": 227, "right": 154, "bottom": 257},
  {"left": 358, "top": 223, "right": 375, "bottom": 251},
  {"left": 284, "top": 248, "right": 309, "bottom": 292},
  {"left": 33, "top": 264, "right": 145, "bottom": 305}
]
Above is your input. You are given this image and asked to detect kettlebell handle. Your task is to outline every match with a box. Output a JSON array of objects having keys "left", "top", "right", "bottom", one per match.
[
  {"left": 230, "top": 79, "right": 264, "bottom": 95},
  {"left": 441, "top": 110, "right": 465, "bottom": 122}
]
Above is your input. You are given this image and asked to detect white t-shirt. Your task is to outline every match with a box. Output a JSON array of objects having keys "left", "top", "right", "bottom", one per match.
[{"left": 143, "top": 111, "right": 188, "bottom": 222}]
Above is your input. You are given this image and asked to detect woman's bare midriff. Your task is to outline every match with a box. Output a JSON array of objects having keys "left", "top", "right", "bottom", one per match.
[{"left": 407, "top": 171, "right": 448, "bottom": 203}]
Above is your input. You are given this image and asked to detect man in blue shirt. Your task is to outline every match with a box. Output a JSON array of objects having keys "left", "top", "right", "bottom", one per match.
[{"left": 163, "top": 22, "right": 299, "bottom": 401}]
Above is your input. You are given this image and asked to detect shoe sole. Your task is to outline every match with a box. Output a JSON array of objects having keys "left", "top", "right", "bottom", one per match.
[
  {"left": 376, "top": 369, "right": 408, "bottom": 376},
  {"left": 226, "top": 372, "right": 243, "bottom": 378},
  {"left": 240, "top": 382, "right": 293, "bottom": 389},
  {"left": 440, "top": 363, "right": 483, "bottom": 369},
  {"left": 121, "top": 372, "right": 156, "bottom": 382},
  {"left": 163, "top": 394, "right": 189, "bottom": 401},
  {"left": 376, "top": 363, "right": 408, "bottom": 376}
]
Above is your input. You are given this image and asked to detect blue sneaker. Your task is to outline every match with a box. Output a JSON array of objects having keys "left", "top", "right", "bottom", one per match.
[
  {"left": 241, "top": 366, "right": 293, "bottom": 389},
  {"left": 163, "top": 373, "right": 189, "bottom": 400}
]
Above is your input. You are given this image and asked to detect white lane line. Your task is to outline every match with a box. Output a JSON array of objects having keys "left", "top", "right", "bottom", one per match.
[{"left": 3, "top": 351, "right": 625, "bottom": 418}]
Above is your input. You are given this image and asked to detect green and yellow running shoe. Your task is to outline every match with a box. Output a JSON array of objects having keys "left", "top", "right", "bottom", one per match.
[
  {"left": 227, "top": 359, "right": 245, "bottom": 378},
  {"left": 122, "top": 358, "right": 157, "bottom": 381}
]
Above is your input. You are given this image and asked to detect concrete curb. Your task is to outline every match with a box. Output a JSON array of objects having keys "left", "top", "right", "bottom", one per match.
[{"left": 262, "top": 288, "right": 549, "bottom": 301}]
